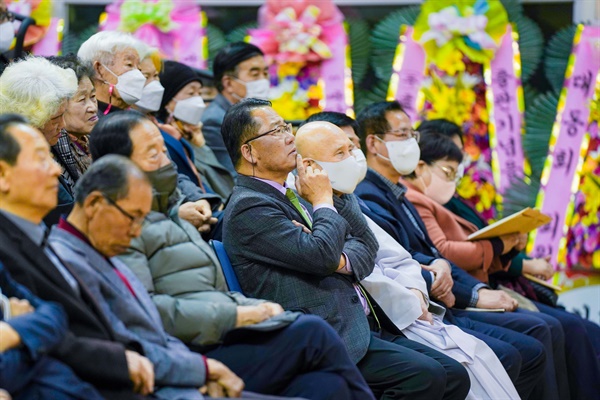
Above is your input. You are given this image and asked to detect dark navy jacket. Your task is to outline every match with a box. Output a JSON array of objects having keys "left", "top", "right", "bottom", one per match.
[{"left": 355, "top": 169, "right": 485, "bottom": 309}]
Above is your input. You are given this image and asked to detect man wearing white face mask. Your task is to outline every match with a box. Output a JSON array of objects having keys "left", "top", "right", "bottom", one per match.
[
  {"left": 77, "top": 31, "right": 146, "bottom": 116},
  {"left": 296, "top": 116, "right": 521, "bottom": 400},
  {"left": 201, "top": 42, "right": 270, "bottom": 174},
  {"left": 133, "top": 46, "right": 165, "bottom": 115}
]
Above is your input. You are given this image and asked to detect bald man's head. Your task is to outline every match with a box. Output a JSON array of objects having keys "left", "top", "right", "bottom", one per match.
[{"left": 296, "top": 121, "right": 353, "bottom": 162}]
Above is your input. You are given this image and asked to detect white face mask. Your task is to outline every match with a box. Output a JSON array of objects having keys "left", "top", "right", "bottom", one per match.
[
  {"left": 0, "top": 21, "right": 15, "bottom": 53},
  {"left": 317, "top": 155, "right": 362, "bottom": 194},
  {"left": 353, "top": 149, "right": 368, "bottom": 182},
  {"left": 102, "top": 64, "right": 146, "bottom": 105},
  {"left": 376, "top": 137, "right": 421, "bottom": 175},
  {"left": 135, "top": 80, "right": 165, "bottom": 113},
  {"left": 234, "top": 77, "right": 270, "bottom": 100},
  {"left": 172, "top": 95, "right": 206, "bottom": 126}
]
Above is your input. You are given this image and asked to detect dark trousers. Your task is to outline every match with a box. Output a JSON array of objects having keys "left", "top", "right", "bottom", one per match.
[
  {"left": 356, "top": 325, "right": 470, "bottom": 400},
  {"left": 0, "top": 350, "right": 102, "bottom": 400},
  {"left": 205, "top": 315, "right": 374, "bottom": 400},
  {"left": 449, "top": 314, "right": 546, "bottom": 400},
  {"left": 534, "top": 302, "right": 600, "bottom": 400},
  {"left": 453, "top": 308, "right": 565, "bottom": 400}
]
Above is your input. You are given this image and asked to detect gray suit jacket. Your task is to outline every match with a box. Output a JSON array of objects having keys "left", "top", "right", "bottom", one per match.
[
  {"left": 200, "top": 93, "right": 235, "bottom": 173},
  {"left": 223, "top": 176, "right": 378, "bottom": 363},
  {"left": 49, "top": 226, "right": 206, "bottom": 399}
]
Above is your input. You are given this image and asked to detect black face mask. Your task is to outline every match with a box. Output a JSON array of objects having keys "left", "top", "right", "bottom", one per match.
[{"left": 145, "top": 162, "right": 178, "bottom": 213}]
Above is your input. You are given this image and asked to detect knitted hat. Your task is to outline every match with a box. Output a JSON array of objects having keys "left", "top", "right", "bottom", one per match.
[{"left": 158, "top": 60, "right": 201, "bottom": 119}]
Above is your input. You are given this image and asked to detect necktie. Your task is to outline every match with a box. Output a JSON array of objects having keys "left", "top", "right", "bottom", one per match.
[{"left": 285, "top": 188, "right": 313, "bottom": 229}]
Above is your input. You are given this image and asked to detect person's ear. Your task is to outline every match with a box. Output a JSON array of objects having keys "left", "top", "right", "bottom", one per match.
[
  {"left": 84, "top": 191, "right": 105, "bottom": 219},
  {"left": 0, "top": 160, "right": 12, "bottom": 193},
  {"left": 365, "top": 134, "right": 379, "bottom": 155},
  {"left": 240, "top": 143, "right": 256, "bottom": 165},
  {"left": 165, "top": 98, "right": 176, "bottom": 115},
  {"left": 94, "top": 61, "right": 110, "bottom": 84},
  {"left": 222, "top": 75, "right": 234, "bottom": 93},
  {"left": 414, "top": 160, "right": 428, "bottom": 178}
]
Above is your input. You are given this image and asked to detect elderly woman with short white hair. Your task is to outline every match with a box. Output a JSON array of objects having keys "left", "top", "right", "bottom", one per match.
[
  {"left": 0, "top": 56, "right": 79, "bottom": 225},
  {"left": 0, "top": 56, "right": 77, "bottom": 146},
  {"left": 78, "top": 30, "right": 146, "bottom": 115}
]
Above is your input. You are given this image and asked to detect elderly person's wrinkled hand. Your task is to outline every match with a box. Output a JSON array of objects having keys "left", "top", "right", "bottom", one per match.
[
  {"left": 476, "top": 289, "right": 518, "bottom": 312},
  {"left": 523, "top": 256, "right": 554, "bottom": 281},
  {"left": 295, "top": 155, "right": 333, "bottom": 207},
  {"left": 410, "top": 289, "right": 433, "bottom": 325},
  {"left": 178, "top": 200, "right": 217, "bottom": 233},
  {"left": 422, "top": 259, "right": 453, "bottom": 299},
  {"left": 200, "top": 359, "right": 244, "bottom": 398},
  {"left": 9, "top": 298, "right": 34, "bottom": 317},
  {"left": 125, "top": 350, "right": 155, "bottom": 396}
]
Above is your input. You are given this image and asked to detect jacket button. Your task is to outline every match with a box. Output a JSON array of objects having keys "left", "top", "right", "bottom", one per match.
[{"left": 351, "top": 295, "right": 359, "bottom": 303}]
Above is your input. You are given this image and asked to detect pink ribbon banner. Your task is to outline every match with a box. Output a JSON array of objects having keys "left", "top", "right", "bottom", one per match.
[
  {"left": 32, "top": 18, "right": 61, "bottom": 56},
  {"left": 487, "top": 24, "right": 525, "bottom": 193},
  {"left": 102, "top": 0, "right": 206, "bottom": 69},
  {"left": 320, "top": 22, "right": 350, "bottom": 114},
  {"left": 531, "top": 25, "right": 600, "bottom": 266},
  {"left": 388, "top": 25, "right": 426, "bottom": 123}
]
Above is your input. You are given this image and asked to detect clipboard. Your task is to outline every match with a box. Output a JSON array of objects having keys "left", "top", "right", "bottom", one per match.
[
  {"left": 467, "top": 208, "right": 552, "bottom": 241},
  {"left": 523, "top": 273, "right": 562, "bottom": 292}
]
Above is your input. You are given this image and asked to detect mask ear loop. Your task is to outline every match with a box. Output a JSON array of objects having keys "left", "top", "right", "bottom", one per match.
[{"left": 104, "top": 84, "right": 114, "bottom": 115}]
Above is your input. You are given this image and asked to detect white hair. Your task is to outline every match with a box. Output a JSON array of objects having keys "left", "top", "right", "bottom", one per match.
[
  {"left": 0, "top": 56, "right": 77, "bottom": 128},
  {"left": 78, "top": 30, "right": 146, "bottom": 67}
]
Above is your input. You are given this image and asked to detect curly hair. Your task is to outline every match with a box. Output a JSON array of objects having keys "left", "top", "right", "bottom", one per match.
[{"left": 0, "top": 56, "right": 77, "bottom": 128}]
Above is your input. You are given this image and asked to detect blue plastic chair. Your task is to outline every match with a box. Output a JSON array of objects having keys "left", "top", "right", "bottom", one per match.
[{"left": 210, "top": 240, "right": 243, "bottom": 293}]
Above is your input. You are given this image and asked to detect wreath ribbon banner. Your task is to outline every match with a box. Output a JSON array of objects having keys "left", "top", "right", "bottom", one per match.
[
  {"left": 101, "top": 0, "right": 206, "bottom": 69},
  {"left": 485, "top": 24, "right": 526, "bottom": 193},
  {"left": 530, "top": 25, "right": 600, "bottom": 268},
  {"left": 387, "top": 25, "right": 426, "bottom": 123},
  {"left": 319, "top": 21, "right": 353, "bottom": 115}
]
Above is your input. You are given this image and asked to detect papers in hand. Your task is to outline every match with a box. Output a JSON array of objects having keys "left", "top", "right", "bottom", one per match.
[{"left": 467, "top": 208, "right": 552, "bottom": 241}]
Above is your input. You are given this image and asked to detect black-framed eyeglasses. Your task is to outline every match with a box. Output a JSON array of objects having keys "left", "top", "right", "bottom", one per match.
[
  {"left": 384, "top": 129, "right": 420, "bottom": 142},
  {"left": 0, "top": 11, "right": 15, "bottom": 23},
  {"left": 244, "top": 123, "right": 293, "bottom": 145},
  {"left": 101, "top": 193, "right": 145, "bottom": 228}
]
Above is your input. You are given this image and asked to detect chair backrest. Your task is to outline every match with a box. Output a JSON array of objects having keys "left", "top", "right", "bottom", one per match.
[{"left": 209, "top": 240, "right": 242, "bottom": 293}]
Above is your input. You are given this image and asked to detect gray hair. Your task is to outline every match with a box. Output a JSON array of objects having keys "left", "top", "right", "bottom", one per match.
[
  {"left": 77, "top": 31, "right": 146, "bottom": 67},
  {"left": 0, "top": 56, "right": 77, "bottom": 128},
  {"left": 74, "top": 154, "right": 149, "bottom": 205}
]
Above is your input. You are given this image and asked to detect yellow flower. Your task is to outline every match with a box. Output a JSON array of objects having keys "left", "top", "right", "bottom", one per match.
[
  {"left": 278, "top": 62, "right": 305, "bottom": 78},
  {"left": 271, "top": 93, "right": 308, "bottom": 121},
  {"left": 437, "top": 47, "right": 466, "bottom": 76},
  {"left": 479, "top": 183, "right": 494, "bottom": 209},
  {"left": 457, "top": 175, "right": 477, "bottom": 198},
  {"left": 307, "top": 84, "right": 323, "bottom": 100},
  {"left": 594, "top": 251, "right": 600, "bottom": 268}
]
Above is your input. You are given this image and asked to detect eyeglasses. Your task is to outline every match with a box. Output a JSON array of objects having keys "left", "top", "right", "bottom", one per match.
[
  {"left": 384, "top": 129, "right": 420, "bottom": 142},
  {"left": 433, "top": 163, "right": 462, "bottom": 182},
  {"left": 244, "top": 123, "right": 293, "bottom": 145},
  {"left": 0, "top": 11, "right": 15, "bottom": 23},
  {"left": 101, "top": 193, "right": 145, "bottom": 228}
]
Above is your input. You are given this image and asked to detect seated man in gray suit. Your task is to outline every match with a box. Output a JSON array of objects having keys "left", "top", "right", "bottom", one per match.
[
  {"left": 221, "top": 98, "right": 471, "bottom": 400},
  {"left": 87, "top": 112, "right": 375, "bottom": 400}
]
